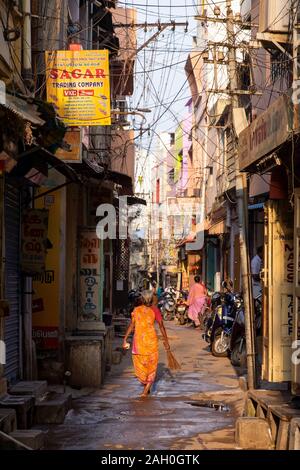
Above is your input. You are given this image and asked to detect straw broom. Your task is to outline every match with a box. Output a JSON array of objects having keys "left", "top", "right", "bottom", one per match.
[{"left": 164, "top": 342, "right": 181, "bottom": 370}]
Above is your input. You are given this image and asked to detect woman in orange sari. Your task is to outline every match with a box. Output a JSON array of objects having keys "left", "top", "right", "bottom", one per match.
[{"left": 123, "top": 290, "right": 170, "bottom": 397}]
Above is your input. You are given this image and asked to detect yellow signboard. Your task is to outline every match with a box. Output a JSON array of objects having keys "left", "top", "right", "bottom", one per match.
[{"left": 45, "top": 50, "right": 111, "bottom": 126}]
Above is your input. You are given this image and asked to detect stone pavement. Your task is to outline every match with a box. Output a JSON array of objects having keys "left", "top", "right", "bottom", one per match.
[{"left": 43, "top": 322, "right": 244, "bottom": 450}]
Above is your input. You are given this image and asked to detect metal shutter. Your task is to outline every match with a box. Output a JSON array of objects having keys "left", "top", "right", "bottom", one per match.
[{"left": 4, "top": 183, "right": 21, "bottom": 384}]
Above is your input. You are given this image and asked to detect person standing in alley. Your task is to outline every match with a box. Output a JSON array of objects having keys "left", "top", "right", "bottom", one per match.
[
  {"left": 187, "top": 275, "right": 208, "bottom": 328},
  {"left": 251, "top": 246, "right": 263, "bottom": 299},
  {"left": 151, "top": 280, "right": 159, "bottom": 306},
  {"left": 123, "top": 290, "right": 170, "bottom": 397}
]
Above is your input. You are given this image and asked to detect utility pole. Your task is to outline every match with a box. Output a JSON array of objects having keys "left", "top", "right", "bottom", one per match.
[
  {"left": 292, "top": 0, "right": 300, "bottom": 396},
  {"left": 226, "top": 0, "right": 257, "bottom": 389}
]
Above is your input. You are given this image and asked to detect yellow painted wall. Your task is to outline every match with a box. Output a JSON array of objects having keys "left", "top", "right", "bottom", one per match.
[{"left": 32, "top": 189, "right": 61, "bottom": 328}]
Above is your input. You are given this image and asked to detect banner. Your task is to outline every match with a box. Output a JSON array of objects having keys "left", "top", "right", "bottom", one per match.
[
  {"left": 45, "top": 50, "right": 111, "bottom": 126},
  {"left": 21, "top": 209, "right": 49, "bottom": 274}
]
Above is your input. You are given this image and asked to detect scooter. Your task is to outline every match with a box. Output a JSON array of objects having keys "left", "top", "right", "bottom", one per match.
[
  {"left": 160, "top": 287, "right": 176, "bottom": 321},
  {"left": 230, "top": 292, "right": 262, "bottom": 367},
  {"left": 229, "top": 300, "right": 246, "bottom": 367},
  {"left": 203, "top": 281, "right": 240, "bottom": 357},
  {"left": 127, "top": 288, "right": 142, "bottom": 316},
  {"left": 175, "top": 290, "right": 189, "bottom": 325}
]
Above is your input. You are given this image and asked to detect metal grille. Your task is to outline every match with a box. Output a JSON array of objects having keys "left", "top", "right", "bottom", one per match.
[
  {"left": 4, "top": 183, "right": 21, "bottom": 384},
  {"left": 114, "top": 239, "right": 130, "bottom": 281}
]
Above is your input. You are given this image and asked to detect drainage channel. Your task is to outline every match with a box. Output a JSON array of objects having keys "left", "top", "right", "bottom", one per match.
[{"left": 185, "top": 401, "right": 230, "bottom": 412}]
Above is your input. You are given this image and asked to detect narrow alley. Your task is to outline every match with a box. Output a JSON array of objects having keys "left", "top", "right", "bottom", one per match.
[
  {"left": 44, "top": 323, "right": 244, "bottom": 450},
  {"left": 1, "top": 0, "right": 300, "bottom": 459}
]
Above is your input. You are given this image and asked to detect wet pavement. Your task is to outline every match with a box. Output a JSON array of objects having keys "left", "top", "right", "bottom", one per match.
[{"left": 44, "top": 322, "right": 244, "bottom": 450}]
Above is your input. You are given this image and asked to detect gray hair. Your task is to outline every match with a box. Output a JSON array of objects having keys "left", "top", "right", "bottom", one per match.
[{"left": 141, "top": 290, "right": 153, "bottom": 306}]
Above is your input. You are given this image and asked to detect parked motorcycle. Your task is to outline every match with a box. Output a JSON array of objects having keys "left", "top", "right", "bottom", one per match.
[
  {"left": 159, "top": 287, "right": 176, "bottom": 321},
  {"left": 229, "top": 298, "right": 246, "bottom": 367},
  {"left": 203, "top": 281, "right": 240, "bottom": 357},
  {"left": 198, "top": 292, "right": 213, "bottom": 330},
  {"left": 175, "top": 290, "right": 189, "bottom": 325},
  {"left": 230, "top": 292, "right": 262, "bottom": 367},
  {"left": 127, "top": 288, "right": 142, "bottom": 316}
]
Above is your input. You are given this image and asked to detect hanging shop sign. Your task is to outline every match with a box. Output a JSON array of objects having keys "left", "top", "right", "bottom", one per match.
[
  {"left": 45, "top": 49, "right": 111, "bottom": 126},
  {"left": 79, "top": 229, "right": 103, "bottom": 322},
  {"left": 238, "top": 94, "right": 292, "bottom": 171},
  {"left": 21, "top": 209, "right": 49, "bottom": 274}
]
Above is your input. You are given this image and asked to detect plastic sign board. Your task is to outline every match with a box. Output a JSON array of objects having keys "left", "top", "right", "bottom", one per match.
[{"left": 45, "top": 50, "right": 111, "bottom": 126}]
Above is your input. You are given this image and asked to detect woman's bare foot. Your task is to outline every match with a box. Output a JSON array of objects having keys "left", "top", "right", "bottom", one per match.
[{"left": 140, "top": 383, "right": 151, "bottom": 397}]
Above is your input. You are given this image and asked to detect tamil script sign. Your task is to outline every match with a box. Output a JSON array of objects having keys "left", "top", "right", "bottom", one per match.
[
  {"left": 79, "top": 229, "right": 103, "bottom": 322},
  {"left": 32, "top": 326, "right": 59, "bottom": 350},
  {"left": 45, "top": 50, "right": 111, "bottom": 126},
  {"left": 21, "top": 209, "right": 49, "bottom": 274},
  {"left": 238, "top": 94, "right": 292, "bottom": 171}
]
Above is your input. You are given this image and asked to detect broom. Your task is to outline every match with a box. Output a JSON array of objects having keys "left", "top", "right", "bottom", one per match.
[{"left": 164, "top": 342, "right": 181, "bottom": 370}]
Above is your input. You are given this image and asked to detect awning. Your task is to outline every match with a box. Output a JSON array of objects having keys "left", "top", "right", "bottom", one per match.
[
  {"left": 0, "top": 94, "right": 45, "bottom": 126},
  {"left": 176, "top": 232, "right": 196, "bottom": 248},
  {"left": 113, "top": 196, "right": 147, "bottom": 206},
  {"left": 9, "top": 146, "right": 80, "bottom": 183},
  {"left": 71, "top": 156, "right": 133, "bottom": 190},
  {"left": 248, "top": 203, "right": 264, "bottom": 210},
  {"left": 208, "top": 219, "right": 226, "bottom": 235},
  {"left": 127, "top": 196, "right": 146, "bottom": 206}
]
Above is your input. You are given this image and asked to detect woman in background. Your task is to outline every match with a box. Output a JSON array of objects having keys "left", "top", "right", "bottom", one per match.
[{"left": 187, "top": 275, "right": 207, "bottom": 328}]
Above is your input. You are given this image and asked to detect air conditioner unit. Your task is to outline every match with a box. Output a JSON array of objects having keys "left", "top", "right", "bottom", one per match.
[{"left": 259, "top": 0, "right": 291, "bottom": 33}]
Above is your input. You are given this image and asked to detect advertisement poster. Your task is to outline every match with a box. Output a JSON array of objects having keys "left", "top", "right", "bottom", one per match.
[
  {"left": 45, "top": 49, "right": 111, "bottom": 126},
  {"left": 79, "top": 229, "right": 103, "bottom": 322},
  {"left": 21, "top": 209, "right": 49, "bottom": 274}
]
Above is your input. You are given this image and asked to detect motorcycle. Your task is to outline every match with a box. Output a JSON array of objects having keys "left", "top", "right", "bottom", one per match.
[
  {"left": 198, "top": 293, "right": 213, "bottom": 330},
  {"left": 230, "top": 292, "right": 262, "bottom": 367},
  {"left": 159, "top": 287, "right": 176, "bottom": 321},
  {"left": 203, "top": 281, "right": 240, "bottom": 357},
  {"left": 175, "top": 290, "right": 189, "bottom": 325},
  {"left": 127, "top": 288, "right": 142, "bottom": 316}
]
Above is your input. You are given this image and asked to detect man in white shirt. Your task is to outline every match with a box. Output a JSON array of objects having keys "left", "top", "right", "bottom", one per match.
[{"left": 251, "top": 246, "right": 263, "bottom": 299}]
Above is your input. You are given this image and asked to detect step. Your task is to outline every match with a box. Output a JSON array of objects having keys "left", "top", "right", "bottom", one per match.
[
  {"left": 10, "top": 429, "right": 46, "bottom": 450},
  {"left": 0, "top": 378, "right": 7, "bottom": 398},
  {"left": 9, "top": 381, "right": 48, "bottom": 398},
  {"left": 289, "top": 418, "right": 300, "bottom": 450},
  {"left": 0, "top": 395, "right": 35, "bottom": 430},
  {"left": 34, "top": 393, "right": 72, "bottom": 424},
  {"left": 0, "top": 430, "right": 32, "bottom": 450},
  {"left": 235, "top": 417, "right": 274, "bottom": 449},
  {"left": 0, "top": 409, "right": 17, "bottom": 434}
]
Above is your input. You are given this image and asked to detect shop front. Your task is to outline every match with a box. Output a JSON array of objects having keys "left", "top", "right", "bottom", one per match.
[{"left": 238, "top": 92, "right": 300, "bottom": 387}]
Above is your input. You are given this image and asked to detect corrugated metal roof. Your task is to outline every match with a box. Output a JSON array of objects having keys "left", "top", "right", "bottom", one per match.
[{"left": 0, "top": 94, "right": 45, "bottom": 126}]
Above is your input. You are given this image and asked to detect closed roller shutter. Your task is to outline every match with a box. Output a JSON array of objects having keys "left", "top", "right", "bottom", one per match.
[{"left": 4, "top": 183, "right": 21, "bottom": 383}]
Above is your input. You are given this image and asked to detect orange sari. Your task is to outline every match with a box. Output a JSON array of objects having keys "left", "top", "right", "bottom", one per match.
[{"left": 131, "top": 306, "right": 160, "bottom": 385}]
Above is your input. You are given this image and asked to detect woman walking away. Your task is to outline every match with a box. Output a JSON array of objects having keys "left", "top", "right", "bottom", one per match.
[
  {"left": 187, "top": 275, "right": 207, "bottom": 328},
  {"left": 123, "top": 290, "right": 170, "bottom": 397}
]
